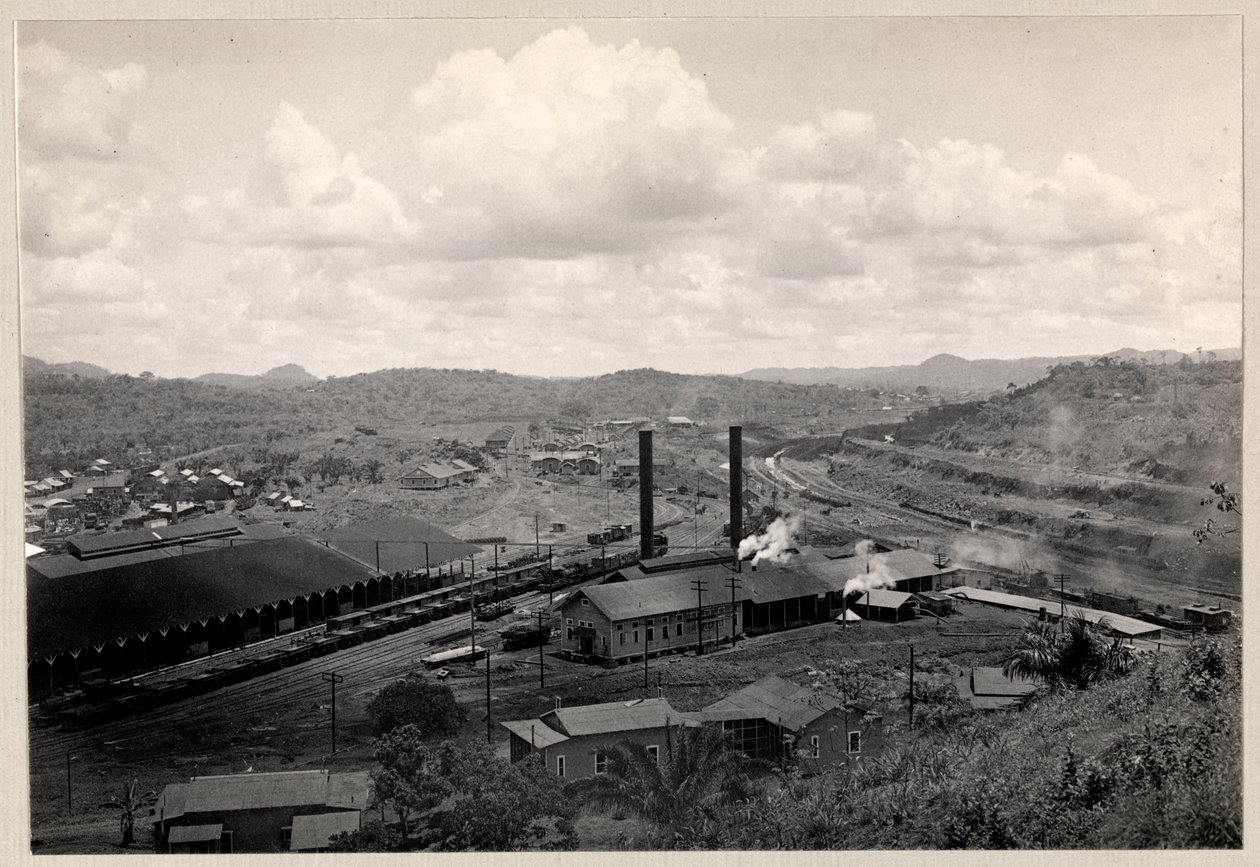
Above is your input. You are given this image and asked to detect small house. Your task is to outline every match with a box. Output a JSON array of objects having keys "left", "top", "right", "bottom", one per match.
[{"left": 852, "top": 589, "right": 916, "bottom": 623}]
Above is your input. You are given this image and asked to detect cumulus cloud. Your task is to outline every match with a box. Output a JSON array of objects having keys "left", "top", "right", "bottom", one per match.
[
  {"left": 402, "top": 27, "right": 742, "bottom": 258},
  {"left": 18, "top": 40, "right": 147, "bottom": 160},
  {"left": 14, "top": 26, "right": 1241, "bottom": 376}
]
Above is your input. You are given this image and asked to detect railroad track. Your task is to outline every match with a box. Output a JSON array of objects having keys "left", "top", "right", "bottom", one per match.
[{"left": 28, "top": 583, "right": 580, "bottom": 769}]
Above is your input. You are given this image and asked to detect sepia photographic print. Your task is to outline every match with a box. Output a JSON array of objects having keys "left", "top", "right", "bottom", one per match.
[{"left": 6, "top": 4, "right": 1250, "bottom": 859}]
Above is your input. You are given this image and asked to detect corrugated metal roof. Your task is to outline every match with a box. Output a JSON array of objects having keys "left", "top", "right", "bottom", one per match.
[
  {"left": 69, "top": 515, "right": 242, "bottom": 556},
  {"left": 501, "top": 718, "right": 570, "bottom": 748},
  {"left": 159, "top": 771, "right": 369, "bottom": 821},
  {"left": 290, "top": 812, "right": 361, "bottom": 851},
  {"left": 859, "top": 589, "right": 914, "bottom": 609},
  {"left": 701, "top": 675, "right": 838, "bottom": 730},
  {"left": 28, "top": 536, "right": 376, "bottom": 655},
  {"left": 167, "top": 823, "right": 222, "bottom": 844},
  {"left": 942, "top": 587, "right": 1162, "bottom": 637},
  {"left": 541, "top": 698, "right": 699, "bottom": 736},
  {"left": 315, "top": 516, "right": 481, "bottom": 573}
]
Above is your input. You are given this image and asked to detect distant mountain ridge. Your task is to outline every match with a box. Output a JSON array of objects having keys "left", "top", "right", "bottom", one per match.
[
  {"left": 195, "top": 364, "right": 320, "bottom": 389},
  {"left": 21, "top": 356, "right": 113, "bottom": 379},
  {"left": 740, "top": 347, "right": 1242, "bottom": 393}
]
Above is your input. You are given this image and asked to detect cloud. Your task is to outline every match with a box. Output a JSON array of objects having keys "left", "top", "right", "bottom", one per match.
[
  {"left": 188, "top": 102, "right": 416, "bottom": 249},
  {"left": 402, "top": 27, "right": 742, "bottom": 258},
  {"left": 18, "top": 40, "right": 147, "bottom": 160}
]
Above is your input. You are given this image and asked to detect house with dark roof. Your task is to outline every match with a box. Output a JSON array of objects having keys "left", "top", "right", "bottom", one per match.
[
  {"left": 501, "top": 698, "right": 700, "bottom": 780},
  {"left": 694, "top": 674, "right": 885, "bottom": 771},
  {"left": 485, "top": 426, "right": 515, "bottom": 451},
  {"left": 151, "top": 769, "right": 370, "bottom": 853}
]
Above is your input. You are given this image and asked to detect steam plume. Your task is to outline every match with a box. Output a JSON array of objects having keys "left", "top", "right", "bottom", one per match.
[
  {"left": 738, "top": 514, "right": 801, "bottom": 565},
  {"left": 843, "top": 540, "right": 898, "bottom": 596}
]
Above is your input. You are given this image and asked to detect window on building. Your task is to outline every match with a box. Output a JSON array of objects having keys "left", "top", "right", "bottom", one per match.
[
  {"left": 688, "top": 622, "right": 695, "bottom": 633},
  {"left": 567, "top": 627, "right": 574, "bottom": 640},
  {"left": 594, "top": 751, "right": 608, "bottom": 774},
  {"left": 677, "top": 613, "right": 683, "bottom": 621},
  {"left": 582, "top": 599, "right": 589, "bottom": 607},
  {"left": 602, "top": 635, "right": 607, "bottom": 648},
  {"left": 848, "top": 731, "right": 861, "bottom": 754},
  {"left": 646, "top": 745, "right": 659, "bottom": 763},
  {"left": 662, "top": 623, "right": 669, "bottom": 639},
  {"left": 632, "top": 630, "right": 639, "bottom": 643},
  {"left": 811, "top": 735, "right": 820, "bottom": 759},
  {"left": 619, "top": 633, "right": 626, "bottom": 646},
  {"left": 557, "top": 755, "right": 566, "bottom": 778},
  {"left": 281, "top": 827, "right": 292, "bottom": 849},
  {"left": 566, "top": 618, "right": 573, "bottom": 626},
  {"left": 646, "top": 626, "right": 654, "bottom": 641},
  {"left": 632, "top": 621, "right": 639, "bottom": 628}
]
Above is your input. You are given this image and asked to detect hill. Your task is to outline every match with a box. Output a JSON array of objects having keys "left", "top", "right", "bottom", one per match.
[
  {"left": 844, "top": 357, "right": 1242, "bottom": 486},
  {"left": 741, "top": 347, "right": 1241, "bottom": 394},
  {"left": 21, "top": 356, "right": 114, "bottom": 379},
  {"left": 195, "top": 363, "right": 320, "bottom": 389},
  {"left": 21, "top": 365, "right": 872, "bottom": 468}
]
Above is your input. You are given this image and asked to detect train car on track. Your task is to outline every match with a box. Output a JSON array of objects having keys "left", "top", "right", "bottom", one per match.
[{"left": 421, "top": 644, "right": 487, "bottom": 668}]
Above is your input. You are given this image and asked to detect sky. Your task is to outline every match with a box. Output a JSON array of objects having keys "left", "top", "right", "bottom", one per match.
[{"left": 16, "top": 16, "right": 1243, "bottom": 378}]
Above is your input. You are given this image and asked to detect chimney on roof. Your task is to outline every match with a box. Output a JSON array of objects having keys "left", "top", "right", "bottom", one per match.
[
  {"left": 639, "top": 430, "right": 654, "bottom": 561},
  {"left": 729, "top": 426, "right": 743, "bottom": 557}
]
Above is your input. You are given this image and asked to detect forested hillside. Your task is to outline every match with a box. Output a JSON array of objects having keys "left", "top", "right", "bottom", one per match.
[
  {"left": 846, "top": 357, "right": 1242, "bottom": 485},
  {"left": 22, "top": 366, "right": 869, "bottom": 466}
]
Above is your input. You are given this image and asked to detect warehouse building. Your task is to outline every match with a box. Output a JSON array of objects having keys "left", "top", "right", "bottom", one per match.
[
  {"left": 27, "top": 534, "right": 395, "bottom": 691},
  {"left": 152, "top": 769, "right": 370, "bottom": 853}
]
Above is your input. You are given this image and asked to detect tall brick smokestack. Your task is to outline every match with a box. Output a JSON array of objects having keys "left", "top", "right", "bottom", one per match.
[
  {"left": 639, "top": 429, "right": 654, "bottom": 561},
  {"left": 729, "top": 425, "right": 743, "bottom": 556}
]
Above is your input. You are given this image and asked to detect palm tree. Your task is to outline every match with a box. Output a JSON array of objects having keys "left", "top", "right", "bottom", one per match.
[
  {"left": 100, "top": 777, "right": 158, "bottom": 847},
  {"left": 571, "top": 724, "right": 771, "bottom": 847},
  {"left": 1002, "top": 612, "right": 1135, "bottom": 692}
]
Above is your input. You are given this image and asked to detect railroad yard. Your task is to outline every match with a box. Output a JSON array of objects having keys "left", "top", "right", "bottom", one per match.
[{"left": 25, "top": 406, "right": 1235, "bottom": 853}]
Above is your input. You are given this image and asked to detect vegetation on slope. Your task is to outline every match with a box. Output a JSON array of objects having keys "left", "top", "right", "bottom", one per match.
[{"left": 847, "top": 357, "right": 1242, "bottom": 485}]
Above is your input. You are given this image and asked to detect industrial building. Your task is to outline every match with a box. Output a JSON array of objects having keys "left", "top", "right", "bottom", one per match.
[
  {"left": 399, "top": 461, "right": 475, "bottom": 489},
  {"left": 152, "top": 769, "right": 370, "bottom": 853},
  {"left": 27, "top": 533, "right": 393, "bottom": 689}
]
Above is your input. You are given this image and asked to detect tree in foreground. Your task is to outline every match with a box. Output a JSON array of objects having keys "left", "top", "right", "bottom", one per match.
[
  {"left": 570, "top": 723, "right": 772, "bottom": 848},
  {"left": 1002, "top": 613, "right": 1135, "bottom": 692},
  {"left": 99, "top": 778, "right": 157, "bottom": 847},
  {"left": 366, "top": 731, "right": 574, "bottom": 851},
  {"left": 366, "top": 676, "right": 463, "bottom": 737},
  {"left": 370, "top": 726, "right": 462, "bottom": 841}
]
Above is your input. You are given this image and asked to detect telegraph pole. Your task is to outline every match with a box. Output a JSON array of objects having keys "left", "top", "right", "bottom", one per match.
[
  {"left": 469, "top": 560, "right": 477, "bottom": 657},
  {"left": 321, "top": 671, "right": 343, "bottom": 755},
  {"left": 908, "top": 644, "right": 915, "bottom": 730},
  {"left": 1058, "top": 573, "right": 1071, "bottom": 628},
  {"left": 535, "top": 515, "right": 540, "bottom": 554},
  {"left": 725, "top": 574, "right": 741, "bottom": 646},
  {"left": 690, "top": 579, "right": 708, "bottom": 655},
  {"left": 485, "top": 647, "right": 492, "bottom": 744},
  {"left": 537, "top": 611, "right": 546, "bottom": 689},
  {"left": 66, "top": 751, "right": 74, "bottom": 813}
]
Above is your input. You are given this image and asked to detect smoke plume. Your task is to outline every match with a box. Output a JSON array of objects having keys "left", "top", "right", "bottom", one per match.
[
  {"left": 738, "top": 513, "right": 802, "bottom": 565},
  {"left": 843, "top": 540, "right": 899, "bottom": 596}
]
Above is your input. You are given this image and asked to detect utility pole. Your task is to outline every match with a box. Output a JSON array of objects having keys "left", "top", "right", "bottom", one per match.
[
  {"left": 485, "top": 647, "right": 492, "bottom": 744},
  {"left": 374, "top": 540, "right": 380, "bottom": 573},
  {"left": 1058, "top": 573, "right": 1071, "bottom": 629},
  {"left": 469, "top": 562, "right": 477, "bottom": 657},
  {"left": 725, "top": 574, "right": 742, "bottom": 646},
  {"left": 535, "top": 514, "right": 540, "bottom": 554},
  {"left": 321, "top": 671, "right": 343, "bottom": 755},
  {"left": 537, "top": 611, "right": 546, "bottom": 689},
  {"left": 644, "top": 628, "right": 650, "bottom": 690},
  {"left": 690, "top": 579, "right": 708, "bottom": 656},
  {"left": 66, "top": 751, "right": 74, "bottom": 813},
  {"left": 908, "top": 644, "right": 915, "bottom": 730}
]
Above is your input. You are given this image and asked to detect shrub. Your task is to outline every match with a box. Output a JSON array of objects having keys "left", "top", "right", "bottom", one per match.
[{"left": 366, "top": 677, "right": 463, "bottom": 738}]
